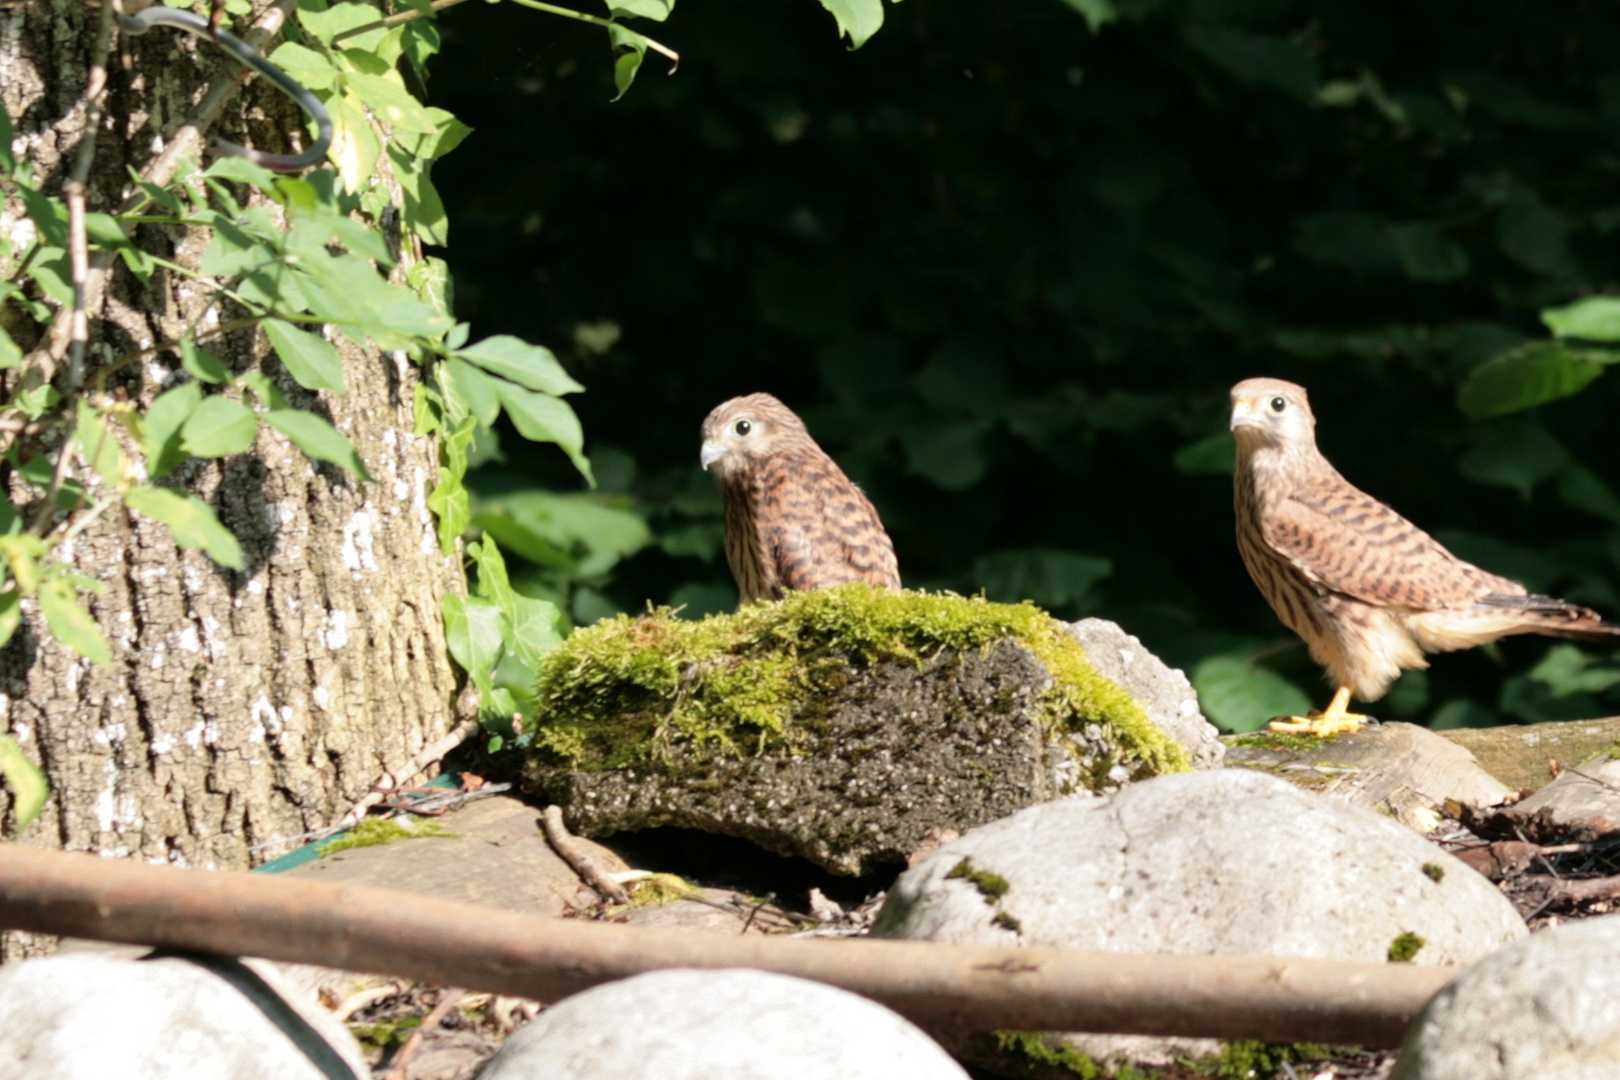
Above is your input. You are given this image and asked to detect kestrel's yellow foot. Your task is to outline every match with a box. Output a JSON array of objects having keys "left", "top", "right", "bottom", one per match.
[{"left": 1267, "top": 687, "right": 1369, "bottom": 737}]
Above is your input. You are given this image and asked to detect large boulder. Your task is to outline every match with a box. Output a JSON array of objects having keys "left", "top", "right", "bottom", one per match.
[
  {"left": 872, "top": 769, "right": 1527, "bottom": 1069},
  {"left": 1392, "top": 913, "right": 1620, "bottom": 1080},
  {"left": 0, "top": 951, "right": 368, "bottom": 1080},
  {"left": 478, "top": 968, "right": 969, "bottom": 1080},
  {"left": 523, "top": 586, "right": 1220, "bottom": 875}
]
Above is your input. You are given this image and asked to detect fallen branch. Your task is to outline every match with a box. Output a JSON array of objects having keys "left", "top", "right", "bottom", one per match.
[
  {"left": 540, "top": 805, "right": 630, "bottom": 905},
  {"left": 0, "top": 846, "right": 1451, "bottom": 1047}
]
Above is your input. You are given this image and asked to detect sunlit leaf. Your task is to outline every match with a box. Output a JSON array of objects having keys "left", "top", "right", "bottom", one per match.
[
  {"left": 815, "top": 0, "right": 885, "bottom": 49},
  {"left": 181, "top": 396, "right": 259, "bottom": 458},
  {"left": 264, "top": 318, "right": 347, "bottom": 394},
  {"left": 1457, "top": 342, "right": 1613, "bottom": 419},
  {"left": 1543, "top": 296, "right": 1620, "bottom": 343},
  {"left": 264, "top": 408, "right": 369, "bottom": 479},
  {"left": 144, "top": 381, "right": 201, "bottom": 480},
  {"left": 494, "top": 382, "right": 594, "bottom": 482},
  {"left": 0, "top": 732, "right": 48, "bottom": 831},
  {"left": 124, "top": 486, "right": 245, "bottom": 569},
  {"left": 454, "top": 336, "right": 583, "bottom": 395},
  {"left": 39, "top": 578, "right": 111, "bottom": 665}
]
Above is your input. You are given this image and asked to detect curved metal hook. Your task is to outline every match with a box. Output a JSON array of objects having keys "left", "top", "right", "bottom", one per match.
[{"left": 120, "top": 5, "right": 333, "bottom": 173}]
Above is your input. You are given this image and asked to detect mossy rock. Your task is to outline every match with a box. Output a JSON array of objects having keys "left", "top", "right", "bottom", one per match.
[{"left": 524, "top": 585, "right": 1218, "bottom": 875}]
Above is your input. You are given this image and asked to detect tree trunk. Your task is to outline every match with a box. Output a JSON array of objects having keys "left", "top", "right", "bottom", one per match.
[{"left": 0, "top": 0, "right": 464, "bottom": 956}]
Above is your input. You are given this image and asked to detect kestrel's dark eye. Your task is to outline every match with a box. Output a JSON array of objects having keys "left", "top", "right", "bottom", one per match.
[
  {"left": 1269, "top": 396, "right": 1287, "bottom": 413},
  {"left": 734, "top": 419, "right": 752, "bottom": 436}
]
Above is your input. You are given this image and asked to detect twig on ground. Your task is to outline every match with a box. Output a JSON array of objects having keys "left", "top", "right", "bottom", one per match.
[
  {"left": 380, "top": 987, "right": 465, "bottom": 1080},
  {"left": 540, "top": 805, "right": 630, "bottom": 905}
]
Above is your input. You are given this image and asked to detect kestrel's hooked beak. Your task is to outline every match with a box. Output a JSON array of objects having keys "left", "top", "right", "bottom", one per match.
[
  {"left": 700, "top": 441, "right": 726, "bottom": 470},
  {"left": 1229, "top": 398, "right": 1260, "bottom": 432}
]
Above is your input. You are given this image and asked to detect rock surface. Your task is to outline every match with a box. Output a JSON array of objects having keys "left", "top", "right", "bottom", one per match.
[
  {"left": 872, "top": 769, "right": 1527, "bottom": 1067},
  {"left": 1505, "top": 756, "right": 1620, "bottom": 839},
  {"left": 1222, "top": 721, "right": 1513, "bottom": 830},
  {"left": 1441, "top": 716, "right": 1620, "bottom": 794},
  {"left": 477, "top": 968, "right": 969, "bottom": 1080},
  {"left": 1065, "top": 618, "right": 1223, "bottom": 771},
  {"left": 1392, "top": 913, "right": 1620, "bottom": 1080},
  {"left": 530, "top": 603, "right": 1220, "bottom": 876},
  {"left": 0, "top": 951, "right": 368, "bottom": 1080}
]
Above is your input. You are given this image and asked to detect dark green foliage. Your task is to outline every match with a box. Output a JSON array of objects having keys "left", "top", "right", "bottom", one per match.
[{"left": 431, "top": 0, "right": 1620, "bottom": 732}]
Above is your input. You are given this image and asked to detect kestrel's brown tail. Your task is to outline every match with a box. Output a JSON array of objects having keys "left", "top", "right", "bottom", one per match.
[{"left": 1478, "top": 592, "right": 1620, "bottom": 642}]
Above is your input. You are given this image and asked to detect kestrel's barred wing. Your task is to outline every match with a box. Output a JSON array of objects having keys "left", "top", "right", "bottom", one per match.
[
  {"left": 758, "top": 449, "right": 899, "bottom": 595},
  {"left": 1261, "top": 482, "right": 1523, "bottom": 611}
]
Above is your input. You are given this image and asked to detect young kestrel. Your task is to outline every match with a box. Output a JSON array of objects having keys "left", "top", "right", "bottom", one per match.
[
  {"left": 700, "top": 393, "right": 901, "bottom": 606},
  {"left": 1230, "top": 377, "right": 1620, "bottom": 736}
]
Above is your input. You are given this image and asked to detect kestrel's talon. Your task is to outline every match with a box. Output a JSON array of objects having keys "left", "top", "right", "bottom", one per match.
[
  {"left": 1267, "top": 686, "right": 1369, "bottom": 737},
  {"left": 1230, "top": 377, "right": 1620, "bottom": 726},
  {"left": 700, "top": 393, "right": 901, "bottom": 608}
]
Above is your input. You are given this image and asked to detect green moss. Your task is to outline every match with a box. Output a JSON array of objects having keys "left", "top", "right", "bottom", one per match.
[
  {"left": 1388, "top": 931, "right": 1426, "bottom": 962},
  {"left": 1421, "top": 862, "right": 1445, "bottom": 883},
  {"left": 624, "top": 872, "right": 702, "bottom": 907},
  {"left": 993, "top": 910, "right": 1024, "bottom": 932},
  {"left": 1226, "top": 731, "right": 1344, "bottom": 753},
  {"left": 992, "top": 1032, "right": 1113, "bottom": 1078},
  {"left": 947, "top": 857, "right": 1011, "bottom": 901},
  {"left": 1196, "top": 1042, "right": 1330, "bottom": 1080},
  {"left": 316, "top": 816, "right": 454, "bottom": 855},
  {"left": 350, "top": 1015, "right": 421, "bottom": 1055},
  {"left": 530, "top": 584, "right": 1188, "bottom": 776}
]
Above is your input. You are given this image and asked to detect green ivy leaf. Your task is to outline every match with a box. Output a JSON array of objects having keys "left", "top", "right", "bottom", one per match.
[
  {"left": 75, "top": 401, "right": 127, "bottom": 490},
  {"left": 1542, "top": 296, "right": 1620, "bottom": 343},
  {"left": 144, "top": 381, "right": 201, "bottom": 480},
  {"left": 181, "top": 396, "right": 259, "bottom": 458},
  {"left": 344, "top": 73, "right": 441, "bottom": 134},
  {"left": 385, "top": 142, "right": 449, "bottom": 245},
  {"left": 441, "top": 593, "right": 507, "bottom": 690},
  {"left": 0, "top": 589, "right": 19, "bottom": 647},
  {"left": 295, "top": 253, "right": 449, "bottom": 350},
  {"left": 1053, "top": 0, "right": 1116, "bottom": 32},
  {"left": 328, "top": 93, "right": 382, "bottom": 194},
  {"left": 297, "top": 1, "right": 386, "bottom": 46},
  {"left": 17, "top": 182, "right": 66, "bottom": 248},
  {"left": 1457, "top": 342, "right": 1615, "bottom": 419},
  {"left": 38, "top": 578, "right": 111, "bottom": 665},
  {"left": 608, "top": 23, "right": 649, "bottom": 101},
  {"left": 427, "top": 418, "right": 475, "bottom": 553},
  {"left": 264, "top": 408, "right": 370, "bottom": 479},
  {"left": 493, "top": 382, "right": 594, "bottom": 483},
  {"left": 454, "top": 336, "right": 584, "bottom": 395},
  {"left": 815, "top": 0, "right": 885, "bottom": 49},
  {"left": 444, "top": 357, "right": 501, "bottom": 427},
  {"left": 0, "top": 731, "right": 48, "bottom": 831},
  {"left": 263, "top": 318, "right": 347, "bottom": 394},
  {"left": 123, "top": 486, "right": 245, "bottom": 569},
  {"left": 27, "top": 247, "right": 74, "bottom": 305}
]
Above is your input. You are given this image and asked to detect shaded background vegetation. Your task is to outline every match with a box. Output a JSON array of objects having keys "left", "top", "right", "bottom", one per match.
[{"left": 425, "top": 0, "right": 1620, "bottom": 731}]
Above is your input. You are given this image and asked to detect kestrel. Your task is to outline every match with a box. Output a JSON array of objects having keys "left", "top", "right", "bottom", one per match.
[
  {"left": 1230, "top": 377, "right": 1620, "bottom": 736},
  {"left": 700, "top": 393, "right": 901, "bottom": 606}
]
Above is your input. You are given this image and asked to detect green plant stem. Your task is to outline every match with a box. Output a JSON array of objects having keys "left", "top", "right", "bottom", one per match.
[
  {"left": 504, "top": 0, "right": 680, "bottom": 65},
  {"left": 331, "top": 0, "right": 475, "bottom": 42},
  {"left": 29, "top": 416, "right": 78, "bottom": 537}
]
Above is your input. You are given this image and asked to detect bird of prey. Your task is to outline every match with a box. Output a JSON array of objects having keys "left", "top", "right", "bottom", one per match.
[
  {"left": 700, "top": 393, "right": 901, "bottom": 606},
  {"left": 1230, "top": 377, "right": 1620, "bottom": 736}
]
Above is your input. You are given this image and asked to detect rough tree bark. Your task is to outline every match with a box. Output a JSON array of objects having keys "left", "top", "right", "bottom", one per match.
[{"left": 0, "top": 0, "right": 464, "bottom": 955}]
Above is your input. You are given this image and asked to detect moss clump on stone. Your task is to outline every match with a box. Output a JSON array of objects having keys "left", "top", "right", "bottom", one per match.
[
  {"left": 1388, "top": 931, "right": 1426, "bottom": 962},
  {"left": 316, "top": 816, "right": 454, "bottom": 855},
  {"left": 1226, "top": 730, "right": 1344, "bottom": 753},
  {"left": 529, "top": 584, "right": 1188, "bottom": 775},
  {"left": 624, "top": 872, "right": 702, "bottom": 907},
  {"left": 1421, "top": 862, "right": 1445, "bottom": 883},
  {"left": 947, "top": 857, "right": 1011, "bottom": 901},
  {"left": 991, "top": 1031, "right": 1122, "bottom": 1078},
  {"left": 1201, "top": 1042, "right": 1331, "bottom": 1079},
  {"left": 993, "top": 910, "right": 1023, "bottom": 933}
]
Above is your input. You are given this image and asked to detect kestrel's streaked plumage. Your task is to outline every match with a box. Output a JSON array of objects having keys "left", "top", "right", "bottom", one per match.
[
  {"left": 1230, "top": 377, "right": 1620, "bottom": 735},
  {"left": 700, "top": 393, "right": 901, "bottom": 607}
]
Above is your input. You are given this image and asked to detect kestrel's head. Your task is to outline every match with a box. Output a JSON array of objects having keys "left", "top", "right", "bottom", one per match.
[
  {"left": 700, "top": 393, "right": 813, "bottom": 479},
  {"left": 1229, "top": 377, "right": 1316, "bottom": 453}
]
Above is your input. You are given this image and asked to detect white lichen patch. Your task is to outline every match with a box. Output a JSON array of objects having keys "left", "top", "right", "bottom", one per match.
[
  {"left": 340, "top": 509, "right": 379, "bottom": 572},
  {"left": 175, "top": 624, "right": 201, "bottom": 653},
  {"left": 323, "top": 609, "right": 351, "bottom": 650},
  {"left": 91, "top": 722, "right": 128, "bottom": 747},
  {"left": 150, "top": 733, "right": 176, "bottom": 755},
  {"left": 312, "top": 684, "right": 331, "bottom": 711},
  {"left": 182, "top": 719, "right": 217, "bottom": 749},
  {"left": 248, "top": 695, "right": 283, "bottom": 742}
]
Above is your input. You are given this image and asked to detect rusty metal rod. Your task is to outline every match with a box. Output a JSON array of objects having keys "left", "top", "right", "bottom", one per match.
[{"left": 0, "top": 846, "right": 1450, "bottom": 1046}]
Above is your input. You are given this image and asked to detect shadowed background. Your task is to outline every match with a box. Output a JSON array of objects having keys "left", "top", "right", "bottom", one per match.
[{"left": 422, "top": 0, "right": 1620, "bottom": 731}]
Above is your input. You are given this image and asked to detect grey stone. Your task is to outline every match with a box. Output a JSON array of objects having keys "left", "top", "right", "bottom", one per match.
[
  {"left": 1507, "top": 756, "right": 1620, "bottom": 838},
  {"left": 1392, "top": 913, "right": 1620, "bottom": 1080},
  {"left": 872, "top": 769, "right": 1526, "bottom": 1067},
  {"left": 1064, "top": 618, "right": 1223, "bottom": 771},
  {"left": 477, "top": 968, "right": 969, "bottom": 1080},
  {"left": 0, "top": 951, "right": 368, "bottom": 1080},
  {"left": 532, "top": 620, "right": 1217, "bottom": 876}
]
